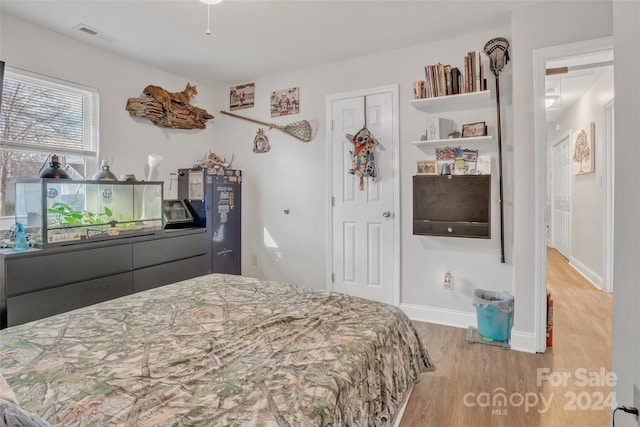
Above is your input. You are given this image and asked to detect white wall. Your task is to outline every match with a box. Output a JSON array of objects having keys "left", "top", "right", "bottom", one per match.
[
  {"left": 209, "top": 29, "right": 514, "bottom": 327},
  {"left": 612, "top": 1, "right": 640, "bottom": 424},
  {"left": 546, "top": 68, "right": 614, "bottom": 286},
  {"left": 1, "top": 13, "right": 218, "bottom": 197}
]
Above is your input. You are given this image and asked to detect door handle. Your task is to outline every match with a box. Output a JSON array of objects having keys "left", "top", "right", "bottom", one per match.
[{"left": 382, "top": 210, "right": 391, "bottom": 218}]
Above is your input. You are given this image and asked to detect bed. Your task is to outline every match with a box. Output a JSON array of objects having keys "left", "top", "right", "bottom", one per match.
[{"left": 0, "top": 274, "right": 433, "bottom": 426}]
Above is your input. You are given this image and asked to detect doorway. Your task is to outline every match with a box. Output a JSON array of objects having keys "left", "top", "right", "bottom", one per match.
[
  {"left": 535, "top": 37, "right": 614, "bottom": 352},
  {"left": 549, "top": 131, "right": 572, "bottom": 259},
  {"left": 326, "top": 85, "right": 400, "bottom": 306}
]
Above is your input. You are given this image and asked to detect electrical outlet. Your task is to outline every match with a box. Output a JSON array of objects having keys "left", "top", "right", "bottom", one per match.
[
  {"left": 443, "top": 272, "right": 454, "bottom": 290},
  {"left": 251, "top": 255, "right": 258, "bottom": 266},
  {"left": 634, "top": 384, "right": 640, "bottom": 425}
]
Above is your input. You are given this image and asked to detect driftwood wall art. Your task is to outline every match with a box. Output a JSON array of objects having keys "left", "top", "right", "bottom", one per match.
[{"left": 125, "top": 83, "right": 214, "bottom": 129}]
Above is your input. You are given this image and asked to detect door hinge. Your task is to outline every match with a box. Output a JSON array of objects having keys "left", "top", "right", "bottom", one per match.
[
  {"left": 331, "top": 120, "right": 334, "bottom": 131},
  {"left": 331, "top": 196, "right": 335, "bottom": 207},
  {"left": 331, "top": 273, "right": 335, "bottom": 283}
]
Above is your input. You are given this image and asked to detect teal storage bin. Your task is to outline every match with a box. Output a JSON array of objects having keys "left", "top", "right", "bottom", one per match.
[{"left": 473, "top": 289, "right": 514, "bottom": 341}]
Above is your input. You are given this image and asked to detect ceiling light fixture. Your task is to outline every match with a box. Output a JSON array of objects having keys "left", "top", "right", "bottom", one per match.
[
  {"left": 545, "top": 94, "right": 559, "bottom": 109},
  {"left": 200, "top": 0, "right": 223, "bottom": 36}
]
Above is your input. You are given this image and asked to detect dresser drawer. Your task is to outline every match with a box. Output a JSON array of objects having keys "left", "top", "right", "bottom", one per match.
[
  {"left": 133, "top": 232, "right": 207, "bottom": 269},
  {"left": 7, "top": 271, "right": 133, "bottom": 327},
  {"left": 133, "top": 255, "right": 208, "bottom": 293},
  {"left": 6, "top": 244, "right": 133, "bottom": 296}
]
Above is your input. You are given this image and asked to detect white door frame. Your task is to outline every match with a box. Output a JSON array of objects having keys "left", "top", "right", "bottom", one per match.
[
  {"left": 325, "top": 85, "right": 400, "bottom": 306},
  {"left": 533, "top": 37, "right": 614, "bottom": 352},
  {"left": 549, "top": 130, "right": 572, "bottom": 258},
  {"left": 603, "top": 99, "right": 615, "bottom": 293}
]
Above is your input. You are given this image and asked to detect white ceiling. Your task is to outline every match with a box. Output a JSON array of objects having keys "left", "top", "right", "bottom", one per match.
[
  {"left": 2, "top": 0, "right": 610, "bottom": 123},
  {"left": 2, "top": 0, "right": 537, "bottom": 86}
]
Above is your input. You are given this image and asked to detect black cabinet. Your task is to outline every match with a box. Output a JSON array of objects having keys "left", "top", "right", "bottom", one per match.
[
  {"left": 0, "top": 228, "right": 208, "bottom": 329},
  {"left": 178, "top": 168, "right": 242, "bottom": 275},
  {"left": 413, "top": 174, "right": 491, "bottom": 238}
]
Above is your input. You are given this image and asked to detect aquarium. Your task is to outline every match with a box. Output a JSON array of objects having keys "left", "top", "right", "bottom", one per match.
[{"left": 15, "top": 179, "right": 164, "bottom": 247}]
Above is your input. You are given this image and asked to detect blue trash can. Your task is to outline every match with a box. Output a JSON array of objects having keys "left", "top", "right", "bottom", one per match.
[{"left": 473, "top": 289, "right": 514, "bottom": 341}]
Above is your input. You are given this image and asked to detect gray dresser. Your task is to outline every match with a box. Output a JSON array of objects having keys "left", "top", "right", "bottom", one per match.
[{"left": 0, "top": 228, "right": 208, "bottom": 328}]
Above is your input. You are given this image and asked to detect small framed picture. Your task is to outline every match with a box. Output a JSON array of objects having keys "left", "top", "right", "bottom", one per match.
[
  {"left": 572, "top": 122, "right": 595, "bottom": 174},
  {"left": 417, "top": 160, "right": 437, "bottom": 175},
  {"left": 230, "top": 83, "right": 255, "bottom": 110},
  {"left": 270, "top": 87, "right": 299, "bottom": 117},
  {"left": 461, "top": 121, "right": 487, "bottom": 137}
]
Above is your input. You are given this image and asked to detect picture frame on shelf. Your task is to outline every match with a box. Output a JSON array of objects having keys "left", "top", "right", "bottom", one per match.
[
  {"left": 476, "top": 155, "right": 491, "bottom": 175},
  {"left": 417, "top": 160, "right": 437, "bottom": 175},
  {"left": 435, "top": 146, "right": 460, "bottom": 161},
  {"left": 437, "top": 160, "right": 454, "bottom": 175},
  {"left": 426, "top": 117, "right": 454, "bottom": 140},
  {"left": 462, "top": 121, "right": 487, "bottom": 137},
  {"left": 458, "top": 148, "right": 479, "bottom": 174}
]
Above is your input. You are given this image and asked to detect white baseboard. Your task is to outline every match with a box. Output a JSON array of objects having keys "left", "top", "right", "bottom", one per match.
[
  {"left": 509, "top": 330, "right": 538, "bottom": 353},
  {"left": 400, "top": 303, "right": 476, "bottom": 329},
  {"left": 400, "top": 303, "right": 538, "bottom": 353},
  {"left": 569, "top": 256, "right": 604, "bottom": 291}
]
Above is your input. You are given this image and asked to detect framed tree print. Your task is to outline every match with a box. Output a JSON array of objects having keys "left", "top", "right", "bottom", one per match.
[{"left": 572, "top": 122, "right": 595, "bottom": 175}]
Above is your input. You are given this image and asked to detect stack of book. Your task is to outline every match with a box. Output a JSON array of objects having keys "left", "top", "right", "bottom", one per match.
[{"left": 421, "top": 51, "right": 486, "bottom": 98}]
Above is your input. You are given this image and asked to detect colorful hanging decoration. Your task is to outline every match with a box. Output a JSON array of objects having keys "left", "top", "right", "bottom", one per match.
[
  {"left": 253, "top": 128, "right": 271, "bottom": 153},
  {"left": 346, "top": 126, "right": 378, "bottom": 190}
]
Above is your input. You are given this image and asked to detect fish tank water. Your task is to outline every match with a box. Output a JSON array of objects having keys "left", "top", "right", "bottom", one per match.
[{"left": 15, "top": 179, "right": 164, "bottom": 247}]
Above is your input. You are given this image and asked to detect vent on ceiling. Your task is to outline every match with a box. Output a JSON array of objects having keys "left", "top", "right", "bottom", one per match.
[
  {"left": 78, "top": 26, "right": 98, "bottom": 36},
  {"left": 72, "top": 24, "right": 113, "bottom": 42}
]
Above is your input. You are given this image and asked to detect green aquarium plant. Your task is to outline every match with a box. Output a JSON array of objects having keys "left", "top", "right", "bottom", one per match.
[{"left": 47, "top": 202, "right": 115, "bottom": 227}]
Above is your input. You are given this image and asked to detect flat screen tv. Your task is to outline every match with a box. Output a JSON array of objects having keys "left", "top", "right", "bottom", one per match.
[{"left": 413, "top": 174, "right": 491, "bottom": 238}]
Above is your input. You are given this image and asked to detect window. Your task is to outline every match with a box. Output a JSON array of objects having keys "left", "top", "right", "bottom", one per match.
[{"left": 0, "top": 65, "right": 99, "bottom": 219}]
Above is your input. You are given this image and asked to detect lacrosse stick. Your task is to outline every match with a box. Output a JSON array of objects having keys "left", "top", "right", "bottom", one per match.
[
  {"left": 220, "top": 110, "right": 313, "bottom": 142},
  {"left": 484, "top": 37, "right": 510, "bottom": 264}
]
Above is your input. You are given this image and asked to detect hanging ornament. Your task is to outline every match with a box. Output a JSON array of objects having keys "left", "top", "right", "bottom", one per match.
[
  {"left": 346, "top": 126, "right": 378, "bottom": 190},
  {"left": 253, "top": 128, "right": 271, "bottom": 153}
]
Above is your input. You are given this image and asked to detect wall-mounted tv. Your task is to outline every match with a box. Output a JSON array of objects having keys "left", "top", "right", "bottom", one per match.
[{"left": 413, "top": 174, "right": 491, "bottom": 238}]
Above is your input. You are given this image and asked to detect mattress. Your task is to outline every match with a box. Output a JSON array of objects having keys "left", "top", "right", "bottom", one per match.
[{"left": 0, "top": 274, "right": 433, "bottom": 426}]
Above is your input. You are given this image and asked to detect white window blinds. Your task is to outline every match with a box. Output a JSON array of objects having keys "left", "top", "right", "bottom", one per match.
[{"left": 0, "top": 67, "right": 99, "bottom": 157}]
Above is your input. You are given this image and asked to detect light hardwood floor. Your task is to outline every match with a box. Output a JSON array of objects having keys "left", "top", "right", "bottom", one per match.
[{"left": 400, "top": 248, "right": 612, "bottom": 427}]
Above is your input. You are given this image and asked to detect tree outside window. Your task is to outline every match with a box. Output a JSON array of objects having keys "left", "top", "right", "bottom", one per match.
[{"left": 0, "top": 66, "right": 97, "bottom": 222}]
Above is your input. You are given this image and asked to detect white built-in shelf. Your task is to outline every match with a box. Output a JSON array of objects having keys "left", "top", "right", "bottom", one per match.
[
  {"left": 409, "top": 90, "right": 491, "bottom": 112},
  {"left": 411, "top": 135, "right": 494, "bottom": 147}
]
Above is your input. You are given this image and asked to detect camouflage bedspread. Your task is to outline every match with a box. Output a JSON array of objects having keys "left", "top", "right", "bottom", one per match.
[{"left": 0, "top": 274, "right": 433, "bottom": 426}]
